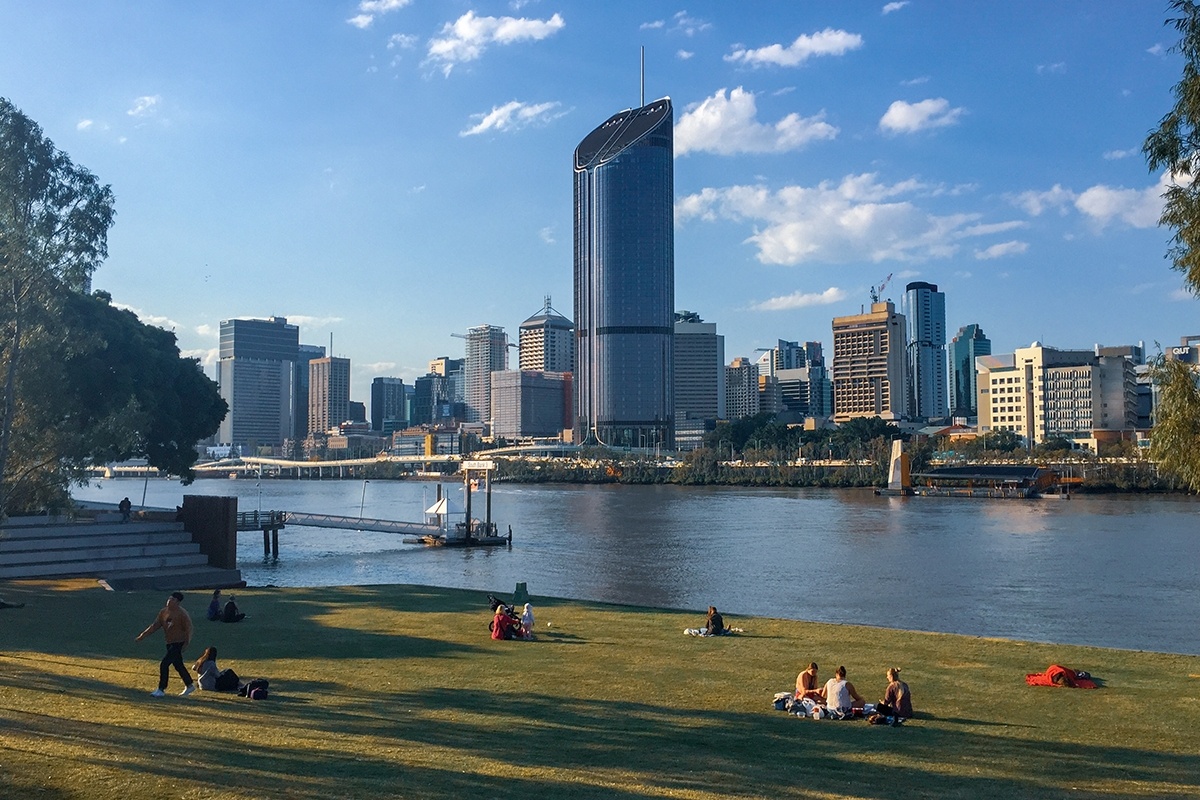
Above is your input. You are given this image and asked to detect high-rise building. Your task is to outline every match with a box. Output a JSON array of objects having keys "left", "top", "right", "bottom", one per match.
[
  {"left": 977, "top": 343, "right": 1137, "bottom": 447},
  {"left": 725, "top": 357, "right": 761, "bottom": 420},
  {"left": 673, "top": 312, "right": 725, "bottom": 423},
  {"left": 308, "top": 357, "right": 350, "bottom": 436},
  {"left": 831, "top": 301, "right": 909, "bottom": 423},
  {"left": 904, "top": 281, "right": 947, "bottom": 420},
  {"left": 490, "top": 371, "right": 572, "bottom": 440},
  {"left": 947, "top": 324, "right": 991, "bottom": 418},
  {"left": 574, "top": 98, "right": 675, "bottom": 449},
  {"left": 294, "top": 343, "right": 326, "bottom": 442},
  {"left": 217, "top": 316, "right": 299, "bottom": 452},
  {"left": 776, "top": 366, "right": 833, "bottom": 420},
  {"left": 519, "top": 296, "right": 574, "bottom": 373},
  {"left": 371, "top": 377, "right": 408, "bottom": 434},
  {"left": 755, "top": 340, "right": 809, "bottom": 377},
  {"left": 463, "top": 325, "right": 508, "bottom": 424}
]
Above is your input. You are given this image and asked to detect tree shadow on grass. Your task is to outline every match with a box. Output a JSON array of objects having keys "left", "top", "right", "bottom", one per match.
[{"left": 4, "top": 654, "right": 1200, "bottom": 800}]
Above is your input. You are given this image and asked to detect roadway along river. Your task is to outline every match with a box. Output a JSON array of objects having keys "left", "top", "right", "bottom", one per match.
[{"left": 75, "top": 477, "right": 1200, "bottom": 655}]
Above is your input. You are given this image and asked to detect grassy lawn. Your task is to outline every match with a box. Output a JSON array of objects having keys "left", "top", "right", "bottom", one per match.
[{"left": 1, "top": 580, "right": 1198, "bottom": 799}]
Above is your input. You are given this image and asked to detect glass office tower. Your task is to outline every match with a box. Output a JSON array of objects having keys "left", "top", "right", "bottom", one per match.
[
  {"left": 573, "top": 98, "right": 674, "bottom": 448},
  {"left": 904, "top": 281, "right": 948, "bottom": 420}
]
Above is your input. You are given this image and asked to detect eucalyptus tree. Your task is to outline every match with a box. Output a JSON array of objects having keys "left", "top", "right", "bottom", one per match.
[
  {"left": 1144, "top": 2, "right": 1200, "bottom": 491},
  {"left": 0, "top": 97, "right": 115, "bottom": 512}
]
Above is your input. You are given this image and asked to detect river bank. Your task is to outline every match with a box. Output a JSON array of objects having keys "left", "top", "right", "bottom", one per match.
[{"left": 2, "top": 579, "right": 1197, "bottom": 799}]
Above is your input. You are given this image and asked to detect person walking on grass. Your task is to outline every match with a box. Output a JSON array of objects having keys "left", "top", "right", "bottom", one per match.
[{"left": 135, "top": 591, "right": 195, "bottom": 697}]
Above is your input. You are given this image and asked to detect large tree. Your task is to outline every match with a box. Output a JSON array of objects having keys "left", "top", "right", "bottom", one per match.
[
  {"left": 1145, "top": 2, "right": 1200, "bottom": 491},
  {"left": 0, "top": 97, "right": 115, "bottom": 511}
]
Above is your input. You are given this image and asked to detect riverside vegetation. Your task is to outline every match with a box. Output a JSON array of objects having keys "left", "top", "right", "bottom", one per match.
[{"left": 2, "top": 580, "right": 1199, "bottom": 799}]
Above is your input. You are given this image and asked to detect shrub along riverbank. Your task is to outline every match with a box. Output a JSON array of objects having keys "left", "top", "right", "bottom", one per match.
[{"left": 2, "top": 580, "right": 1198, "bottom": 799}]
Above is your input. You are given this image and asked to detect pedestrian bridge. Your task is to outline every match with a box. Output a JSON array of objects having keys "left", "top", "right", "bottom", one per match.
[{"left": 235, "top": 509, "right": 442, "bottom": 556}]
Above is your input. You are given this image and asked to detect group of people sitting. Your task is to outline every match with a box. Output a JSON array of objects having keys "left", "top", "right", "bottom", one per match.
[
  {"left": 793, "top": 662, "right": 913, "bottom": 722},
  {"left": 490, "top": 602, "right": 535, "bottom": 640},
  {"left": 206, "top": 589, "right": 246, "bottom": 623}
]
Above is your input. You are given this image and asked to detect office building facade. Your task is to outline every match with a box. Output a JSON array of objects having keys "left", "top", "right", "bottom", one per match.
[
  {"left": 490, "top": 370, "right": 572, "bottom": 440},
  {"left": 463, "top": 325, "right": 508, "bottom": 424},
  {"left": 904, "top": 281, "right": 947, "bottom": 420},
  {"left": 371, "top": 377, "right": 408, "bottom": 434},
  {"left": 977, "top": 343, "right": 1138, "bottom": 447},
  {"left": 294, "top": 343, "right": 326, "bottom": 442},
  {"left": 673, "top": 314, "right": 726, "bottom": 425},
  {"left": 308, "top": 356, "right": 351, "bottom": 437},
  {"left": 574, "top": 98, "right": 675, "bottom": 448},
  {"left": 726, "top": 357, "right": 761, "bottom": 420},
  {"left": 519, "top": 297, "right": 574, "bottom": 373},
  {"left": 947, "top": 323, "right": 991, "bottom": 418},
  {"left": 217, "top": 316, "right": 299, "bottom": 452},
  {"left": 831, "top": 301, "right": 909, "bottom": 423}
]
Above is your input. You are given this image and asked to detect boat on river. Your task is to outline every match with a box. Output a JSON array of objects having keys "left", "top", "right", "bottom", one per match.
[{"left": 875, "top": 439, "right": 1059, "bottom": 498}]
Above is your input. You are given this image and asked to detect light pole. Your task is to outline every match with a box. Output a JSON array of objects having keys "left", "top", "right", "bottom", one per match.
[{"left": 360, "top": 479, "right": 370, "bottom": 518}]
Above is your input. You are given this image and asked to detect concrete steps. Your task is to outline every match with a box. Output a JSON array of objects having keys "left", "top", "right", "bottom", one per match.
[{"left": 0, "top": 519, "right": 242, "bottom": 590}]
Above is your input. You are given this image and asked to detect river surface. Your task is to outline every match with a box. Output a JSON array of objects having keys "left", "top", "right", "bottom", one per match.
[{"left": 73, "top": 478, "right": 1200, "bottom": 655}]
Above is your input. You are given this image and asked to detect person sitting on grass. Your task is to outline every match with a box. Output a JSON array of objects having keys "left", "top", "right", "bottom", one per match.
[
  {"left": 206, "top": 589, "right": 222, "bottom": 621},
  {"left": 796, "top": 662, "right": 822, "bottom": 701},
  {"left": 222, "top": 595, "right": 246, "bottom": 623},
  {"left": 877, "top": 667, "right": 913, "bottom": 719},
  {"left": 192, "top": 646, "right": 221, "bottom": 691},
  {"left": 820, "top": 666, "right": 865, "bottom": 718},
  {"left": 705, "top": 606, "right": 725, "bottom": 636},
  {"left": 491, "top": 606, "right": 518, "bottom": 640}
]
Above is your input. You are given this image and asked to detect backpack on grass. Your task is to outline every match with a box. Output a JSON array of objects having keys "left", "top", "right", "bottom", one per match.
[{"left": 238, "top": 678, "right": 269, "bottom": 698}]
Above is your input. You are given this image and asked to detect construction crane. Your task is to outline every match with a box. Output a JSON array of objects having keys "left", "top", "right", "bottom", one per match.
[{"left": 869, "top": 273, "right": 894, "bottom": 304}]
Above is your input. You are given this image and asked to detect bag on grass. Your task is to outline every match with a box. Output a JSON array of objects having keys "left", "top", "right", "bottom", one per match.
[{"left": 215, "top": 668, "right": 240, "bottom": 692}]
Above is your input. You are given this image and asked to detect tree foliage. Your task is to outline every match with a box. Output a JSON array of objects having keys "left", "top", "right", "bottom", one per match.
[
  {"left": 1144, "top": 3, "right": 1200, "bottom": 492},
  {"left": 0, "top": 97, "right": 116, "bottom": 512},
  {"left": 1146, "top": 1, "right": 1200, "bottom": 294}
]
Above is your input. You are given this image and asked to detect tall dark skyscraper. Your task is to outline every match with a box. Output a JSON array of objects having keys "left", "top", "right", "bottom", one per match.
[
  {"left": 217, "top": 316, "right": 299, "bottom": 452},
  {"left": 573, "top": 98, "right": 674, "bottom": 448},
  {"left": 904, "top": 281, "right": 947, "bottom": 420}
]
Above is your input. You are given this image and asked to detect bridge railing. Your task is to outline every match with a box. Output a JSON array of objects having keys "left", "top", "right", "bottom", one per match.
[{"left": 236, "top": 510, "right": 286, "bottom": 530}]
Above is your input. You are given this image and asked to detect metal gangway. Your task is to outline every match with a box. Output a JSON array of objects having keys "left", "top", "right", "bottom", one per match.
[{"left": 236, "top": 510, "right": 441, "bottom": 557}]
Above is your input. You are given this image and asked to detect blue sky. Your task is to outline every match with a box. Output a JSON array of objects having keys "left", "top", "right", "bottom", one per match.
[{"left": 0, "top": 1, "right": 1191, "bottom": 403}]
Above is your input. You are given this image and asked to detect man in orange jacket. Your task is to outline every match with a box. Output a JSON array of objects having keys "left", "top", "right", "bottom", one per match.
[{"left": 136, "top": 592, "right": 196, "bottom": 697}]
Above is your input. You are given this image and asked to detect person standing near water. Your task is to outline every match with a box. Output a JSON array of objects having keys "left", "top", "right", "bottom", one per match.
[{"left": 135, "top": 592, "right": 195, "bottom": 697}]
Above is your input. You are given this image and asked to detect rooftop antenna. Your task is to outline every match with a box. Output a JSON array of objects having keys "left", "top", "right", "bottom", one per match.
[{"left": 640, "top": 46, "right": 645, "bottom": 107}]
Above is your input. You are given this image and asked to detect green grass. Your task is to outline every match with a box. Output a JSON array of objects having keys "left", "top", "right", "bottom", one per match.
[{"left": 1, "top": 580, "right": 1199, "bottom": 799}]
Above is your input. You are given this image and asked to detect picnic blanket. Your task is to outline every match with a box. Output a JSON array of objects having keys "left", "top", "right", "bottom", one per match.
[
  {"left": 684, "top": 627, "right": 745, "bottom": 636},
  {"left": 1025, "top": 664, "right": 1097, "bottom": 689}
]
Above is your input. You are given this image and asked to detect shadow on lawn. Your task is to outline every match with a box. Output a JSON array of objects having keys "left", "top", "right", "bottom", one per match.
[{"left": 4, "top": 656, "right": 1200, "bottom": 800}]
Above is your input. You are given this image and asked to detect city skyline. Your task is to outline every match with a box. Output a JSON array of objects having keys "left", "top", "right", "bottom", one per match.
[{"left": 0, "top": 2, "right": 1193, "bottom": 404}]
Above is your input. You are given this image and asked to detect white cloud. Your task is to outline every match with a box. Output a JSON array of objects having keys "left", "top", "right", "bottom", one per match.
[
  {"left": 675, "top": 87, "right": 838, "bottom": 155},
  {"left": 388, "top": 33, "right": 417, "bottom": 49},
  {"left": 347, "top": 0, "right": 411, "bottom": 28},
  {"left": 1170, "top": 287, "right": 1193, "bottom": 301},
  {"left": 752, "top": 287, "right": 847, "bottom": 311},
  {"left": 879, "top": 98, "right": 964, "bottom": 134},
  {"left": 195, "top": 324, "right": 218, "bottom": 338},
  {"left": 677, "top": 49, "right": 695, "bottom": 60},
  {"left": 425, "top": 11, "right": 565, "bottom": 76},
  {"left": 1013, "top": 174, "right": 1170, "bottom": 229},
  {"left": 725, "top": 28, "right": 863, "bottom": 68},
  {"left": 181, "top": 347, "right": 219, "bottom": 369},
  {"left": 539, "top": 227, "right": 555, "bottom": 244},
  {"left": 676, "top": 173, "right": 1014, "bottom": 266},
  {"left": 460, "top": 100, "right": 565, "bottom": 136},
  {"left": 1103, "top": 148, "right": 1137, "bottom": 160},
  {"left": 882, "top": 2, "right": 909, "bottom": 13},
  {"left": 127, "top": 95, "right": 161, "bottom": 117},
  {"left": 76, "top": 119, "right": 93, "bottom": 131},
  {"left": 113, "top": 302, "right": 180, "bottom": 331},
  {"left": 285, "top": 315, "right": 344, "bottom": 328},
  {"left": 900, "top": 75, "right": 930, "bottom": 86},
  {"left": 357, "top": 361, "right": 398, "bottom": 374},
  {"left": 974, "top": 240, "right": 1029, "bottom": 260},
  {"left": 671, "top": 12, "right": 711, "bottom": 36},
  {"left": 1148, "top": 43, "right": 1165, "bottom": 56},
  {"left": 1037, "top": 62, "right": 1066, "bottom": 75},
  {"left": 1012, "top": 184, "right": 1075, "bottom": 216},
  {"left": 1075, "top": 183, "right": 1162, "bottom": 228},
  {"left": 640, "top": 19, "right": 665, "bottom": 30}
]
